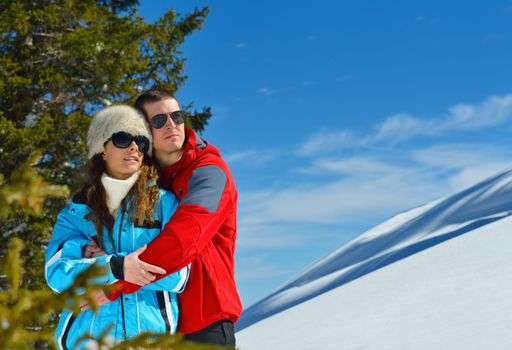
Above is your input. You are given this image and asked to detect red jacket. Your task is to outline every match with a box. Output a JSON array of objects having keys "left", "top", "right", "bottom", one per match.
[{"left": 108, "top": 128, "right": 242, "bottom": 334}]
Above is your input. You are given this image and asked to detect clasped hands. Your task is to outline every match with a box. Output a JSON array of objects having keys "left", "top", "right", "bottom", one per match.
[{"left": 79, "top": 237, "right": 166, "bottom": 311}]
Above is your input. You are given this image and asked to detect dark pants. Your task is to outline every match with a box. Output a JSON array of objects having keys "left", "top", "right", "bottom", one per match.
[{"left": 184, "top": 320, "right": 236, "bottom": 347}]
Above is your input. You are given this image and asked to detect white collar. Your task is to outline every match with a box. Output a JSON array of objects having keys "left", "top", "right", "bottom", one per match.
[{"left": 101, "top": 171, "right": 140, "bottom": 214}]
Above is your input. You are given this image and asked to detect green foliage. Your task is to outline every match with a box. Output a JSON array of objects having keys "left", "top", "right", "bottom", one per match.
[
  {"left": 0, "top": 1, "right": 213, "bottom": 345},
  {"left": 0, "top": 153, "right": 70, "bottom": 292},
  {"left": 0, "top": 153, "right": 69, "bottom": 217},
  {"left": 0, "top": 238, "right": 56, "bottom": 348},
  {"left": 0, "top": 238, "right": 230, "bottom": 349}
]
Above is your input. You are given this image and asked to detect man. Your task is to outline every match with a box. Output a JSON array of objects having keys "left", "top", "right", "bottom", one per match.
[{"left": 107, "top": 88, "right": 242, "bottom": 347}]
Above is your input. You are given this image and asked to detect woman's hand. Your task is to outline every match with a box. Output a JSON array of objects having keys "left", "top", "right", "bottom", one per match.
[
  {"left": 123, "top": 245, "right": 167, "bottom": 286},
  {"left": 82, "top": 237, "right": 107, "bottom": 258},
  {"left": 79, "top": 289, "right": 110, "bottom": 311}
]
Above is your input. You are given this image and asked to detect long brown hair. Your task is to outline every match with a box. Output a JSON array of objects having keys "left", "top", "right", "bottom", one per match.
[{"left": 84, "top": 154, "right": 160, "bottom": 249}]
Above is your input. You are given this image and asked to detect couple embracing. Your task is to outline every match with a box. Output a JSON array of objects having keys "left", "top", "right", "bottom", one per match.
[{"left": 45, "top": 88, "right": 241, "bottom": 349}]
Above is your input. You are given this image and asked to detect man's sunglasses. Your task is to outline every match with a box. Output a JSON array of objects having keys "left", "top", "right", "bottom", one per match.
[
  {"left": 106, "top": 132, "right": 150, "bottom": 153},
  {"left": 149, "top": 111, "right": 186, "bottom": 129}
]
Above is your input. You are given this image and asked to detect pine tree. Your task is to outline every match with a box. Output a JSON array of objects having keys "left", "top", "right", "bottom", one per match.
[
  {"left": 0, "top": 0, "right": 211, "bottom": 303},
  {"left": 0, "top": 0, "right": 210, "bottom": 290}
]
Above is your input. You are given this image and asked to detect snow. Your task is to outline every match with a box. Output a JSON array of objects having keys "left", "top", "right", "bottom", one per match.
[
  {"left": 236, "top": 168, "right": 512, "bottom": 349},
  {"left": 237, "top": 215, "right": 512, "bottom": 349}
]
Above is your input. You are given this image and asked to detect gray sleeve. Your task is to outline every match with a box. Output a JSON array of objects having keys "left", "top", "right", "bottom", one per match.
[{"left": 181, "top": 165, "right": 227, "bottom": 212}]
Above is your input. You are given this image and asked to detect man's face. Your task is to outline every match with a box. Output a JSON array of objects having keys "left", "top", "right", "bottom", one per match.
[{"left": 144, "top": 98, "right": 185, "bottom": 159}]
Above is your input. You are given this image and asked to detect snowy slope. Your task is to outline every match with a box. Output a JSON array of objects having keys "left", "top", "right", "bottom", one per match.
[
  {"left": 236, "top": 214, "right": 512, "bottom": 349},
  {"left": 236, "top": 168, "right": 512, "bottom": 349}
]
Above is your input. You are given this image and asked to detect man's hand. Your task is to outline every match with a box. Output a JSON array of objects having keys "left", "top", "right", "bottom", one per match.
[
  {"left": 82, "top": 237, "right": 107, "bottom": 258},
  {"left": 124, "top": 245, "right": 166, "bottom": 286},
  {"left": 79, "top": 289, "right": 110, "bottom": 311}
]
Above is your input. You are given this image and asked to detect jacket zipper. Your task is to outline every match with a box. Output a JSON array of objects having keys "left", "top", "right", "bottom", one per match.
[{"left": 117, "top": 209, "right": 127, "bottom": 339}]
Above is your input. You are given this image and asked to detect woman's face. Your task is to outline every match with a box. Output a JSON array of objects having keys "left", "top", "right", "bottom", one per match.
[{"left": 102, "top": 140, "right": 144, "bottom": 179}]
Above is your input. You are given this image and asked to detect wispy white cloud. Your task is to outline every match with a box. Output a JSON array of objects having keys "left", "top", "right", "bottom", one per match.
[
  {"left": 239, "top": 175, "right": 440, "bottom": 225},
  {"left": 224, "top": 149, "right": 275, "bottom": 166},
  {"left": 257, "top": 87, "right": 276, "bottom": 96},
  {"left": 411, "top": 143, "right": 512, "bottom": 190},
  {"left": 297, "top": 156, "right": 405, "bottom": 177},
  {"left": 375, "top": 94, "right": 512, "bottom": 141},
  {"left": 298, "top": 94, "right": 512, "bottom": 156},
  {"left": 224, "top": 150, "right": 257, "bottom": 163},
  {"left": 297, "top": 129, "right": 356, "bottom": 156},
  {"left": 440, "top": 95, "right": 512, "bottom": 130},
  {"left": 373, "top": 112, "right": 434, "bottom": 143},
  {"left": 235, "top": 42, "right": 248, "bottom": 49},
  {"left": 240, "top": 142, "right": 512, "bottom": 227},
  {"left": 411, "top": 143, "right": 507, "bottom": 168}
]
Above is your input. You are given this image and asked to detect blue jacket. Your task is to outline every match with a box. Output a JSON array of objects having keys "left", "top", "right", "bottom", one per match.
[{"left": 45, "top": 189, "right": 190, "bottom": 350}]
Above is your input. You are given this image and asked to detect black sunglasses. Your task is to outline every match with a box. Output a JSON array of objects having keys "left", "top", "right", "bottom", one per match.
[
  {"left": 149, "top": 111, "right": 185, "bottom": 129},
  {"left": 106, "top": 132, "right": 150, "bottom": 153}
]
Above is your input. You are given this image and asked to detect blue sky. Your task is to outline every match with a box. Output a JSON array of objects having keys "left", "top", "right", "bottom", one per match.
[{"left": 138, "top": 0, "right": 512, "bottom": 307}]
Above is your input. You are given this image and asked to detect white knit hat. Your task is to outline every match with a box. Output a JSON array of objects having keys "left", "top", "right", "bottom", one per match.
[{"left": 87, "top": 105, "right": 152, "bottom": 159}]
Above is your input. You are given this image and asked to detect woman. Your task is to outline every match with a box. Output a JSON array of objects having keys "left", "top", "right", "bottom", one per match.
[{"left": 44, "top": 105, "right": 190, "bottom": 349}]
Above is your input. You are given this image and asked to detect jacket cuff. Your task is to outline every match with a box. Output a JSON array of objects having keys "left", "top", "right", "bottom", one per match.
[{"left": 110, "top": 255, "right": 125, "bottom": 280}]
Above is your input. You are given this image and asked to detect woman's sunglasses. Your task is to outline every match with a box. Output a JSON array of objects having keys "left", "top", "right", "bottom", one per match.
[
  {"left": 149, "top": 111, "right": 185, "bottom": 129},
  {"left": 106, "top": 132, "right": 150, "bottom": 153}
]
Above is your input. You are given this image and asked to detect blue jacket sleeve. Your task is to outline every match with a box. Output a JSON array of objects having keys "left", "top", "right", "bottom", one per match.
[
  {"left": 140, "top": 264, "right": 190, "bottom": 293},
  {"left": 44, "top": 206, "right": 118, "bottom": 294}
]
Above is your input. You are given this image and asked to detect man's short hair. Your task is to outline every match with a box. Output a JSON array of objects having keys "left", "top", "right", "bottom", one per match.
[{"left": 134, "top": 87, "right": 178, "bottom": 118}]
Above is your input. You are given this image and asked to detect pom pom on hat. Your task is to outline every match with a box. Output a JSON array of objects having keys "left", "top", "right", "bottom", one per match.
[{"left": 87, "top": 105, "right": 152, "bottom": 159}]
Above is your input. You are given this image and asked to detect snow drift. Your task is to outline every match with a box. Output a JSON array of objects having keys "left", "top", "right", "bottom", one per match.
[{"left": 236, "top": 168, "right": 512, "bottom": 349}]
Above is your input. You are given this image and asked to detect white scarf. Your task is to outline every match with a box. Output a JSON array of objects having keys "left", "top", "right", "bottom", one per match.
[{"left": 101, "top": 171, "right": 140, "bottom": 214}]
